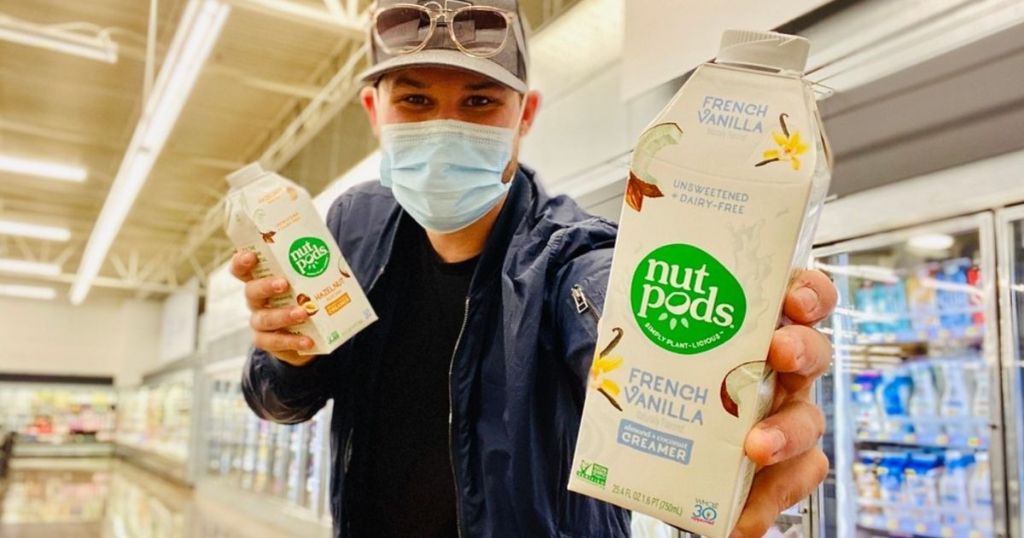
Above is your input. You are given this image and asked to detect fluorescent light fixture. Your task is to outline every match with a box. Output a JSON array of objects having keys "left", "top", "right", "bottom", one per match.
[
  {"left": 0, "top": 155, "right": 87, "bottom": 182},
  {"left": 0, "top": 219, "right": 71, "bottom": 242},
  {"left": 0, "top": 15, "right": 118, "bottom": 63},
  {"left": 907, "top": 233, "right": 955, "bottom": 251},
  {"left": 0, "top": 257, "right": 61, "bottom": 277},
  {"left": 69, "top": 0, "right": 230, "bottom": 305},
  {"left": 0, "top": 284, "right": 57, "bottom": 301}
]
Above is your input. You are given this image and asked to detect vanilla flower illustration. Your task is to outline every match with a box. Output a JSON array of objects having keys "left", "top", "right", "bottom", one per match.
[
  {"left": 755, "top": 113, "right": 808, "bottom": 170},
  {"left": 589, "top": 327, "right": 624, "bottom": 411}
]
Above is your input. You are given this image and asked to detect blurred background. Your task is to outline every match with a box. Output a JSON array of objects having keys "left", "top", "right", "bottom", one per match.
[{"left": 0, "top": 0, "right": 1023, "bottom": 536}]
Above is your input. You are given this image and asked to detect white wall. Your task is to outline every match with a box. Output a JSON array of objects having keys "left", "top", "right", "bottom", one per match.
[{"left": 0, "top": 295, "right": 162, "bottom": 386}]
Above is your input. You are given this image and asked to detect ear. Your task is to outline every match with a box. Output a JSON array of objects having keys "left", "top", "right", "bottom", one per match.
[
  {"left": 518, "top": 90, "right": 542, "bottom": 137},
  {"left": 360, "top": 85, "right": 380, "bottom": 137}
]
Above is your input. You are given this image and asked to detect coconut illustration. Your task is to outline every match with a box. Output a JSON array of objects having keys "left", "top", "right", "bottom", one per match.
[{"left": 720, "top": 360, "right": 770, "bottom": 418}]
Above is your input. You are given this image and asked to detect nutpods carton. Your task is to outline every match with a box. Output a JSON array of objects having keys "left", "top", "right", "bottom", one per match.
[
  {"left": 224, "top": 162, "right": 377, "bottom": 355},
  {"left": 567, "top": 30, "right": 832, "bottom": 537}
]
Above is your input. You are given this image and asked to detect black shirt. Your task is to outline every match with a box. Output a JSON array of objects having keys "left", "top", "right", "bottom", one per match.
[{"left": 349, "top": 225, "right": 477, "bottom": 538}]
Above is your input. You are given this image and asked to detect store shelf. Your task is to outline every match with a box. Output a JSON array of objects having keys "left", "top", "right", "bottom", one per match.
[
  {"left": 12, "top": 440, "right": 114, "bottom": 458},
  {"left": 114, "top": 443, "right": 190, "bottom": 486},
  {"left": 195, "top": 477, "right": 331, "bottom": 538},
  {"left": 857, "top": 517, "right": 992, "bottom": 538}
]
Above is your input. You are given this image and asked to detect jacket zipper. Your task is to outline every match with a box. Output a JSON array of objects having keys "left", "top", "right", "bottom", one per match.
[
  {"left": 448, "top": 297, "right": 471, "bottom": 538},
  {"left": 571, "top": 284, "right": 601, "bottom": 325}
]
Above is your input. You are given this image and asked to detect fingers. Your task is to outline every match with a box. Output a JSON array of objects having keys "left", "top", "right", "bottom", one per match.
[
  {"left": 251, "top": 307, "right": 308, "bottom": 332},
  {"left": 745, "top": 399, "right": 825, "bottom": 467},
  {"left": 783, "top": 269, "right": 838, "bottom": 325},
  {"left": 245, "top": 276, "right": 289, "bottom": 311},
  {"left": 254, "top": 330, "right": 314, "bottom": 353},
  {"left": 231, "top": 251, "right": 258, "bottom": 282},
  {"left": 768, "top": 324, "right": 833, "bottom": 393},
  {"left": 730, "top": 448, "right": 829, "bottom": 538}
]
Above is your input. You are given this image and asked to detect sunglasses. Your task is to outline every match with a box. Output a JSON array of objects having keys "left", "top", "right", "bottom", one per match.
[{"left": 372, "top": 1, "right": 517, "bottom": 59}]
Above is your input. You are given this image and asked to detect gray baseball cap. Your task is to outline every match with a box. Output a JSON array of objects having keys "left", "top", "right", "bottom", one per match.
[{"left": 359, "top": 0, "right": 530, "bottom": 93}]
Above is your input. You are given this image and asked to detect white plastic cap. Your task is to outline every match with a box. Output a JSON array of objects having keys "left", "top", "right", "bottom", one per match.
[
  {"left": 716, "top": 30, "right": 810, "bottom": 74},
  {"left": 226, "top": 162, "right": 268, "bottom": 189}
]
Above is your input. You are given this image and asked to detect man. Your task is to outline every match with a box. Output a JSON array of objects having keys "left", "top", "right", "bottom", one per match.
[{"left": 235, "top": 1, "right": 836, "bottom": 536}]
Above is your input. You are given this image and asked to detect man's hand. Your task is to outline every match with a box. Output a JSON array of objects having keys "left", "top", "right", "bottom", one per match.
[
  {"left": 231, "top": 251, "right": 317, "bottom": 367},
  {"left": 731, "top": 269, "right": 838, "bottom": 538}
]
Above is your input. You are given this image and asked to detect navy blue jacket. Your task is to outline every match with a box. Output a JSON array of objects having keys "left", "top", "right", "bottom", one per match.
[{"left": 242, "top": 166, "right": 631, "bottom": 537}]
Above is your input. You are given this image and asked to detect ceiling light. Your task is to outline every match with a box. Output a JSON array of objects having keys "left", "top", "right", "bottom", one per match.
[
  {"left": 907, "top": 233, "right": 955, "bottom": 251},
  {"left": 0, "top": 257, "right": 61, "bottom": 277},
  {"left": 0, "top": 284, "right": 57, "bottom": 301},
  {"left": 0, "top": 15, "right": 118, "bottom": 63},
  {"left": 0, "top": 155, "right": 87, "bottom": 182},
  {"left": 0, "top": 219, "right": 71, "bottom": 242},
  {"left": 69, "top": 0, "right": 230, "bottom": 305}
]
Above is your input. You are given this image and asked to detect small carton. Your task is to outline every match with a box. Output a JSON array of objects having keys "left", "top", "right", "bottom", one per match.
[
  {"left": 567, "top": 30, "right": 832, "bottom": 536},
  {"left": 224, "top": 163, "right": 377, "bottom": 355}
]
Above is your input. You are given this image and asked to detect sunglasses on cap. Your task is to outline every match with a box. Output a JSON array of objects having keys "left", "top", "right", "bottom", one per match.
[{"left": 372, "top": 1, "right": 518, "bottom": 59}]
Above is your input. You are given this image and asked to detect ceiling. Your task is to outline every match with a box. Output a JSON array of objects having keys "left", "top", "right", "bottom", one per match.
[{"left": 0, "top": 0, "right": 578, "bottom": 303}]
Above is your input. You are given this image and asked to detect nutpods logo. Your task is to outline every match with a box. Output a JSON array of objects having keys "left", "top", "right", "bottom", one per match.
[
  {"left": 630, "top": 244, "right": 746, "bottom": 354},
  {"left": 289, "top": 237, "right": 330, "bottom": 278}
]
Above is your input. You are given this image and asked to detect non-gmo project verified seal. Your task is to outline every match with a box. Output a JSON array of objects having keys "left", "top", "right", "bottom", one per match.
[
  {"left": 691, "top": 498, "right": 719, "bottom": 525},
  {"left": 576, "top": 461, "right": 608, "bottom": 487}
]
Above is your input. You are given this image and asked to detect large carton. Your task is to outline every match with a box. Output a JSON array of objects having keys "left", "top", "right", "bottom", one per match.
[
  {"left": 568, "top": 31, "right": 832, "bottom": 536},
  {"left": 224, "top": 163, "right": 377, "bottom": 355}
]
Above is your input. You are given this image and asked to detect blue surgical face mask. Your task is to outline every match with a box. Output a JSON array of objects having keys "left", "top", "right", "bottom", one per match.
[{"left": 379, "top": 118, "right": 515, "bottom": 233}]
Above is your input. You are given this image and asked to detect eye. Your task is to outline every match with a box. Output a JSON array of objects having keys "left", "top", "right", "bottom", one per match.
[
  {"left": 400, "top": 94, "right": 431, "bottom": 106},
  {"left": 464, "top": 95, "right": 495, "bottom": 107}
]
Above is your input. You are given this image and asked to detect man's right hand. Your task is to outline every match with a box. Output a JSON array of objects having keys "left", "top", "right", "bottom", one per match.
[{"left": 231, "top": 251, "right": 316, "bottom": 367}]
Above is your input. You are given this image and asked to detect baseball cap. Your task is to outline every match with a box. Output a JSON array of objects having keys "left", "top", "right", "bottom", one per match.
[{"left": 359, "top": 0, "right": 530, "bottom": 94}]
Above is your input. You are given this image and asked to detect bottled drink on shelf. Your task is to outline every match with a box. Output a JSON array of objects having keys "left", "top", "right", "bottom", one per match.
[
  {"left": 878, "top": 369, "right": 913, "bottom": 435},
  {"left": 939, "top": 361, "right": 972, "bottom": 440},
  {"left": 938, "top": 450, "right": 970, "bottom": 527},
  {"left": 878, "top": 452, "right": 909, "bottom": 522},
  {"left": 908, "top": 362, "right": 941, "bottom": 438},
  {"left": 905, "top": 451, "right": 942, "bottom": 527},
  {"left": 852, "top": 371, "right": 883, "bottom": 437},
  {"left": 972, "top": 365, "right": 992, "bottom": 442},
  {"left": 966, "top": 261, "right": 984, "bottom": 327},
  {"left": 969, "top": 452, "right": 993, "bottom": 534}
]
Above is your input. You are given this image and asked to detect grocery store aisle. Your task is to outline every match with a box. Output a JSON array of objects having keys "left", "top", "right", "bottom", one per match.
[{"left": 0, "top": 457, "right": 324, "bottom": 538}]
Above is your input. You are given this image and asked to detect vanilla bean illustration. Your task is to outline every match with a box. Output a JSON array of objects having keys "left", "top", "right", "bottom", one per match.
[
  {"left": 598, "top": 388, "right": 624, "bottom": 411},
  {"left": 779, "top": 112, "right": 790, "bottom": 137},
  {"left": 599, "top": 327, "right": 624, "bottom": 357}
]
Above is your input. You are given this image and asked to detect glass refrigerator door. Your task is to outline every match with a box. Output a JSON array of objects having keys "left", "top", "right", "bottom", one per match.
[
  {"left": 999, "top": 205, "right": 1024, "bottom": 538},
  {"left": 814, "top": 213, "right": 1002, "bottom": 538}
]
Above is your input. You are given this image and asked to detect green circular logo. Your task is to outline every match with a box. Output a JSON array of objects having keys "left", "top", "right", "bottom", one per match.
[
  {"left": 630, "top": 244, "right": 746, "bottom": 355},
  {"left": 288, "top": 236, "right": 330, "bottom": 278}
]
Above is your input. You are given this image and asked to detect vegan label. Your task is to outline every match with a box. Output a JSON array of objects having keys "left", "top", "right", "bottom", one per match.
[
  {"left": 630, "top": 244, "right": 746, "bottom": 354},
  {"left": 576, "top": 461, "right": 609, "bottom": 487}
]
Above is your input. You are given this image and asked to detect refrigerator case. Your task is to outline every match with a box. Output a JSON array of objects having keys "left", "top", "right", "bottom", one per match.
[
  {"left": 814, "top": 213, "right": 1004, "bottom": 538},
  {"left": 998, "top": 206, "right": 1024, "bottom": 538}
]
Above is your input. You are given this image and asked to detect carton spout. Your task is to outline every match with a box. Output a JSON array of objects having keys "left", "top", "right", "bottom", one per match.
[
  {"left": 716, "top": 30, "right": 810, "bottom": 74},
  {"left": 226, "top": 162, "right": 268, "bottom": 189}
]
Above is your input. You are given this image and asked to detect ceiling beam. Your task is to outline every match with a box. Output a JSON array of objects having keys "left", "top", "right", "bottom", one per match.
[{"left": 223, "top": 0, "right": 366, "bottom": 38}]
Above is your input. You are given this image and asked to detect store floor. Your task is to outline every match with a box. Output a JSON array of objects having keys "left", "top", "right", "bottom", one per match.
[{"left": 0, "top": 457, "right": 329, "bottom": 538}]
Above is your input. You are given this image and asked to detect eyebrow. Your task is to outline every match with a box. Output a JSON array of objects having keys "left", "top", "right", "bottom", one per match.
[
  {"left": 465, "top": 81, "right": 502, "bottom": 91},
  {"left": 392, "top": 76, "right": 429, "bottom": 89}
]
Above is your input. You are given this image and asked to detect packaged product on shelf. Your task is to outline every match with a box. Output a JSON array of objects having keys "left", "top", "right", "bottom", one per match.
[
  {"left": 904, "top": 451, "right": 941, "bottom": 528},
  {"left": 852, "top": 372, "right": 883, "bottom": 437},
  {"left": 224, "top": 162, "right": 378, "bottom": 355},
  {"left": 907, "top": 362, "right": 941, "bottom": 438},
  {"left": 877, "top": 369, "right": 913, "bottom": 436},
  {"left": 970, "top": 452, "right": 994, "bottom": 533},
  {"left": 967, "top": 260, "right": 984, "bottom": 327},
  {"left": 855, "top": 283, "right": 879, "bottom": 337},
  {"left": 878, "top": 452, "right": 908, "bottom": 523},
  {"left": 567, "top": 30, "right": 832, "bottom": 537},
  {"left": 938, "top": 450, "right": 970, "bottom": 527},
  {"left": 905, "top": 268, "right": 939, "bottom": 338},
  {"left": 938, "top": 361, "right": 972, "bottom": 440},
  {"left": 972, "top": 364, "right": 991, "bottom": 441}
]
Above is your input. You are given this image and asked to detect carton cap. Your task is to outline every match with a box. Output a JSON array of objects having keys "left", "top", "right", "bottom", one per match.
[
  {"left": 226, "top": 162, "right": 268, "bottom": 189},
  {"left": 716, "top": 30, "right": 810, "bottom": 74}
]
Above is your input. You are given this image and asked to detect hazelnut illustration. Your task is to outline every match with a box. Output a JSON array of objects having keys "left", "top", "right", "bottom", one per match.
[
  {"left": 286, "top": 187, "right": 298, "bottom": 201},
  {"left": 296, "top": 294, "right": 318, "bottom": 315}
]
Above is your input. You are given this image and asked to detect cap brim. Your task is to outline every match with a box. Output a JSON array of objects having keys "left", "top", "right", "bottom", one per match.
[{"left": 358, "top": 49, "right": 528, "bottom": 94}]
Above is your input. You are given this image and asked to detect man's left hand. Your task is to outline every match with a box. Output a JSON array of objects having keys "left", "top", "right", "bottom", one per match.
[{"left": 731, "top": 269, "right": 838, "bottom": 538}]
